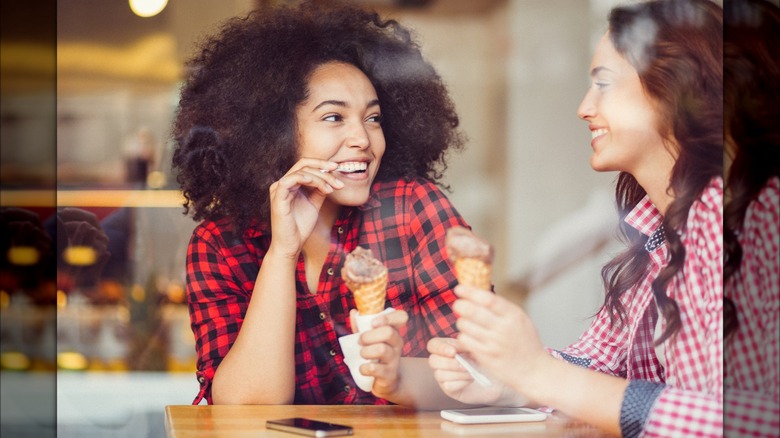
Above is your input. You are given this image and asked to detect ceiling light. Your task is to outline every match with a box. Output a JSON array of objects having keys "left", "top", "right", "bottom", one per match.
[{"left": 129, "top": 0, "right": 168, "bottom": 18}]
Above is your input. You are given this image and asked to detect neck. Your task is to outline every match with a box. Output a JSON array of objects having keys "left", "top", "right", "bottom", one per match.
[
  {"left": 631, "top": 146, "right": 677, "bottom": 216},
  {"left": 317, "top": 200, "right": 340, "bottom": 230},
  {"left": 639, "top": 172, "right": 674, "bottom": 216},
  {"left": 305, "top": 200, "right": 341, "bottom": 250}
]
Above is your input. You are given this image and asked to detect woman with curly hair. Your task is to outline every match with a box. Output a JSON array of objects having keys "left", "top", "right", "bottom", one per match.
[
  {"left": 172, "top": 0, "right": 473, "bottom": 407},
  {"left": 723, "top": 0, "right": 780, "bottom": 435},
  {"left": 428, "top": 0, "right": 723, "bottom": 436}
]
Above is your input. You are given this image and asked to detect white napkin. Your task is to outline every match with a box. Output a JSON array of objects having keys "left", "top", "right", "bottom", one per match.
[{"left": 338, "top": 308, "right": 395, "bottom": 392}]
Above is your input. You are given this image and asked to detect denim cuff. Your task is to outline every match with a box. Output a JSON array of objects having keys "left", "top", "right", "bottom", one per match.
[
  {"left": 556, "top": 350, "right": 592, "bottom": 368},
  {"left": 620, "top": 379, "right": 665, "bottom": 438}
]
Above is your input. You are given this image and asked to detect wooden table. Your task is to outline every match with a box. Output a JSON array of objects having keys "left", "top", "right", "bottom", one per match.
[{"left": 165, "top": 405, "right": 614, "bottom": 437}]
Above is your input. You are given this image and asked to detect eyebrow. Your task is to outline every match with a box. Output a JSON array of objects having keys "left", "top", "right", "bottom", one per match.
[
  {"left": 590, "top": 66, "right": 614, "bottom": 77},
  {"left": 312, "top": 99, "right": 381, "bottom": 112}
]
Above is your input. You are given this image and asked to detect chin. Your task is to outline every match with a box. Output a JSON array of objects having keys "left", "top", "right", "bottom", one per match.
[
  {"left": 590, "top": 156, "right": 616, "bottom": 173},
  {"left": 590, "top": 158, "right": 607, "bottom": 172},
  {"left": 331, "top": 191, "right": 371, "bottom": 207}
]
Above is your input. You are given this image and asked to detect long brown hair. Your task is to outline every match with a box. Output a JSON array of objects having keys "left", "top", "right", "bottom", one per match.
[
  {"left": 723, "top": 0, "right": 780, "bottom": 339},
  {"left": 600, "top": 0, "right": 723, "bottom": 344}
]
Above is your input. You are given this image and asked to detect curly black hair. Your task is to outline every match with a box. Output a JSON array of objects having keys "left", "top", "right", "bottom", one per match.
[
  {"left": 598, "top": 0, "right": 723, "bottom": 344},
  {"left": 171, "top": 0, "right": 464, "bottom": 231}
]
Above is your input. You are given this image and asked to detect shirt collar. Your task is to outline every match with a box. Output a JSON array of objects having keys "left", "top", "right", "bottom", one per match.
[
  {"left": 624, "top": 176, "right": 724, "bottom": 238},
  {"left": 244, "top": 219, "right": 268, "bottom": 238},
  {"left": 625, "top": 194, "right": 663, "bottom": 237},
  {"left": 356, "top": 181, "right": 383, "bottom": 211}
]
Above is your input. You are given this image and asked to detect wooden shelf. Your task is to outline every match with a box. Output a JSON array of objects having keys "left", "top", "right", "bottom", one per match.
[{"left": 1, "top": 190, "right": 185, "bottom": 208}]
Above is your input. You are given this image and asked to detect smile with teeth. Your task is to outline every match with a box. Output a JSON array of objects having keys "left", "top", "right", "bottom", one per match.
[
  {"left": 336, "top": 161, "right": 368, "bottom": 174},
  {"left": 591, "top": 128, "right": 608, "bottom": 140}
]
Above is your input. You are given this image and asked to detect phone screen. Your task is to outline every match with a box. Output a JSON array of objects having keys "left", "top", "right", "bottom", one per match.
[
  {"left": 440, "top": 407, "right": 547, "bottom": 424},
  {"left": 447, "top": 408, "right": 537, "bottom": 416},
  {"left": 266, "top": 417, "right": 353, "bottom": 437}
]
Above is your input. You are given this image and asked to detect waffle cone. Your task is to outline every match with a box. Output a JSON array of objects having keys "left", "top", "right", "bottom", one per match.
[
  {"left": 454, "top": 257, "right": 492, "bottom": 290},
  {"left": 348, "top": 274, "right": 388, "bottom": 315}
]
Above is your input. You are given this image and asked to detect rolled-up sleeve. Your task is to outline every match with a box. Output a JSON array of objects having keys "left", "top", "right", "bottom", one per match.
[
  {"left": 620, "top": 379, "right": 665, "bottom": 438},
  {"left": 640, "top": 386, "right": 723, "bottom": 437},
  {"left": 186, "top": 225, "right": 249, "bottom": 405}
]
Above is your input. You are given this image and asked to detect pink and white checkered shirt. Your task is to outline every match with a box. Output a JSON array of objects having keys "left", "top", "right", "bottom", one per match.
[
  {"left": 552, "top": 177, "right": 724, "bottom": 437},
  {"left": 724, "top": 177, "right": 780, "bottom": 437}
]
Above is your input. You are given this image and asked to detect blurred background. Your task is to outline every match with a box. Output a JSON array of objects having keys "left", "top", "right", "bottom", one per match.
[{"left": 1, "top": 0, "right": 719, "bottom": 436}]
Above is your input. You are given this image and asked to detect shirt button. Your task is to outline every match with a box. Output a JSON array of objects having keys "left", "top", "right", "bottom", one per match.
[
  {"left": 344, "top": 385, "right": 351, "bottom": 393},
  {"left": 337, "top": 227, "right": 344, "bottom": 234},
  {"left": 329, "top": 349, "right": 336, "bottom": 356},
  {"left": 198, "top": 376, "right": 205, "bottom": 383},
  {"left": 327, "top": 268, "right": 334, "bottom": 276},
  {"left": 319, "top": 312, "right": 326, "bottom": 320}
]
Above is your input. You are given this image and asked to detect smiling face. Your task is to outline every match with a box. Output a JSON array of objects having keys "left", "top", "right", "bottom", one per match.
[
  {"left": 577, "top": 33, "right": 673, "bottom": 178},
  {"left": 295, "top": 62, "right": 386, "bottom": 207}
]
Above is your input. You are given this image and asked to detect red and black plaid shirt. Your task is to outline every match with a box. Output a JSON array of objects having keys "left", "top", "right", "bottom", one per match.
[{"left": 186, "top": 178, "right": 468, "bottom": 405}]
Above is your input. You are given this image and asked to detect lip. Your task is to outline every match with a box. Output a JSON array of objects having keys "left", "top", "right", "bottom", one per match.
[
  {"left": 332, "top": 158, "right": 373, "bottom": 182},
  {"left": 589, "top": 126, "right": 608, "bottom": 147}
]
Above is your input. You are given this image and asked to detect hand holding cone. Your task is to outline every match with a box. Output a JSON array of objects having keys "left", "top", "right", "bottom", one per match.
[
  {"left": 445, "top": 226, "right": 497, "bottom": 387},
  {"left": 446, "top": 226, "right": 494, "bottom": 290},
  {"left": 339, "top": 246, "right": 389, "bottom": 392}
]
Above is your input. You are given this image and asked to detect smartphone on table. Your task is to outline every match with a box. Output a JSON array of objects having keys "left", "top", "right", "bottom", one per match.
[
  {"left": 440, "top": 407, "right": 547, "bottom": 424},
  {"left": 265, "top": 417, "right": 353, "bottom": 437}
]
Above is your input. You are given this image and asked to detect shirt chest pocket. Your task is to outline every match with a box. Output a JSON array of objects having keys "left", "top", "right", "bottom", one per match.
[{"left": 385, "top": 278, "right": 414, "bottom": 309}]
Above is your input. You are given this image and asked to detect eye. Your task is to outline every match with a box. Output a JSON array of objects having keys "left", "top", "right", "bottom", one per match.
[
  {"left": 366, "top": 114, "right": 382, "bottom": 123},
  {"left": 323, "top": 114, "right": 343, "bottom": 122},
  {"left": 594, "top": 82, "right": 609, "bottom": 90}
]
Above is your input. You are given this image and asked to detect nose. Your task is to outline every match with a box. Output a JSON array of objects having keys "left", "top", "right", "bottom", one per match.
[
  {"left": 577, "top": 89, "right": 595, "bottom": 121},
  {"left": 346, "top": 121, "right": 370, "bottom": 149}
]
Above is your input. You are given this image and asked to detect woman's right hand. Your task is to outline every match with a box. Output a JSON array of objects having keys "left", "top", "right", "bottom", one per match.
[
  {"left": 267, "top": 158, "right": 344, "bottom": 258},
  {"left": 427, "top": 337, "right": 507, "bottom": 406}
]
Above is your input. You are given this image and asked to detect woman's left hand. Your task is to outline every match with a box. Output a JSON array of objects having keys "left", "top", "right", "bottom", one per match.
[
  {"left": 427, "top": 337, "right": 508, "bottom": 405},
  {"left": 453, "top": 284, "right": 547, "bottom": 394},
  {"left": 352, "top": 309, "right": 409, "bottom": 399}
]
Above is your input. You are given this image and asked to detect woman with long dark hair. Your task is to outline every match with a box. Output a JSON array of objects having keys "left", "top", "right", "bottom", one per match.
[
  {"left": 723, "top": 0, "right": 780, "bottom": 436},
  {"left": 428, "top": 0, "right": 723, "bottom": 435}
]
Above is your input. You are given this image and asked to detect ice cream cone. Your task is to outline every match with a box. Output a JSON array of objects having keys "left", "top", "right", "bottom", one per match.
[
  {"left": 342, "top": 246, "right": 388, "bottom": 315},
  {"left": 350, "top": 274, "right": 388, "bottom": 315},
  {"left": 446, "top": 226, "right": 494, "bottom": 290},
  {"left": 454, "top": 257, "right": 492, "bottom": 290}
]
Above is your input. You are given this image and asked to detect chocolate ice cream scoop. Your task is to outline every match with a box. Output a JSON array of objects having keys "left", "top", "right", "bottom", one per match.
[{"left": 445, "top": 226, "right": 494, "bottom": 263}]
